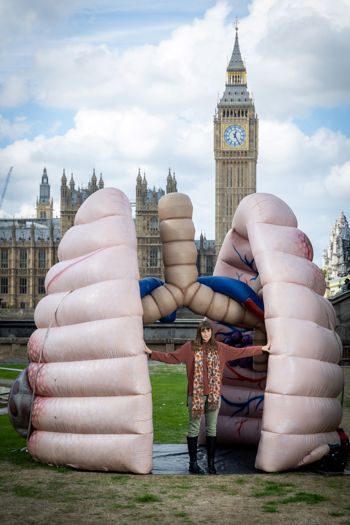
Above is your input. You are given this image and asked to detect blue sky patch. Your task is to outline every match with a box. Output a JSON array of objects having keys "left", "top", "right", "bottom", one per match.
[{"left": 294, "top": 105, "right": 350, "bottom": 137}]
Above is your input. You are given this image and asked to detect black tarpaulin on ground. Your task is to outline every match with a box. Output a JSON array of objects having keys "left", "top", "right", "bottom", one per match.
[
  {"left": 151, "top": 444, "right": 350, "bottom": 475},
  {"left": 152, "top": 444, "right": 259, "bottom": 475}
]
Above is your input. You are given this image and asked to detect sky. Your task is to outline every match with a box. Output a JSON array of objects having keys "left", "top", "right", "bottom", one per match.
[{"left": 0, "top": 0, "right": 350, "bottom": 267}]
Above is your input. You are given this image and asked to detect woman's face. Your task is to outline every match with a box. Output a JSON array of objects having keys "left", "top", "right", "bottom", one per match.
[{"left": 201, "top": 327, "right": 212, "bottom": 343}]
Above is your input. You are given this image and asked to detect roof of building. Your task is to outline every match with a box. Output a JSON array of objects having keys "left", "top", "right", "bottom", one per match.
[
  {"left": 0, "top": 218, "right": 61, "bottom": 242},
  {"left": 219, "top": 86, "right": 253, "bottom": 107}
]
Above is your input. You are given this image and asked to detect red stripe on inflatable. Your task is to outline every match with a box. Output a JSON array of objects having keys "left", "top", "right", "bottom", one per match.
[
  {"left": 244, "top": 298, "right": 264, "bottom": 320},
  {"left": 46, "top": 247, "right": 106, "bottom": 293}
]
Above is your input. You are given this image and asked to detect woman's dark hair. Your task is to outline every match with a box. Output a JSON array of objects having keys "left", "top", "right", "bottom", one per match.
[{"left": 193, "top": 319, "right": 217, "bottom": 351}]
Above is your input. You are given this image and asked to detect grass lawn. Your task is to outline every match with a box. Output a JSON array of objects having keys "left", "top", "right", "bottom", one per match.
[
  {"left": 0, "top": 363, "right": 26, "bottom": 380},
  {"left": 149, "top": 362, "right": 188, "bottom": 443},
  {"left": 0, "top": 364, "right": 349, "bottom": 524}
]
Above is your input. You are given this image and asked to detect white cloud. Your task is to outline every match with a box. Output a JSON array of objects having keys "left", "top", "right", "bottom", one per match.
[
  {"left": 259, "top": 121, "right": 350, "bottom": 189},
  {"left": 0, "top": 114, "right": 30, "bottom": 140},
  {"left": 0, "top": 77, "right": 29, "bottom": 108},
  {"left": 31, "top": 3, "right": 230, "bottom": 115},
  {"left": 242, "top": 0, "right": 350, "bottom": 118},
  {"left": 14, "top": 203, "right": 36, "bottom": 218},
  {"left": 324, "top": 162, "right": 350, "bottom": 198}
]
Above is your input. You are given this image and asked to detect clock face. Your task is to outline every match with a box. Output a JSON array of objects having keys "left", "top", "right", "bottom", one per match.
[{"left": 224, "top": 125, "right": 246, "bottom": 147}]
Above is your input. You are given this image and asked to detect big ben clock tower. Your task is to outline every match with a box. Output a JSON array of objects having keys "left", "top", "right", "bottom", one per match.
[{"left": 214, "top": 25, "right": 258, "bottom": 253}]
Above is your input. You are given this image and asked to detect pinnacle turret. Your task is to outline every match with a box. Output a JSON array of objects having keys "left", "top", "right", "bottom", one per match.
[
  {"left": 42, "top": 167, "right": 48, "bottom": 184},
  {"left": 166, "top": 168, "right": 178, "bottom": 193},
  {"left": 227, "top": 27, "right": 245, "bottom": 72},
  {"left": 38, "top": 167, "right": 50, "bottom": 204},
  {"left": 172, "top": 172, "right": 177, "bottom": 191}
]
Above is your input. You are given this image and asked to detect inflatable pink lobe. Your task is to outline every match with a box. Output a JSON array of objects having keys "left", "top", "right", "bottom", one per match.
[
  {"left": 27, "top": 188, "right": 153, "bottom": 473},
  {"left": 214, "top": 193, "right": 343, "bottom": 471}
]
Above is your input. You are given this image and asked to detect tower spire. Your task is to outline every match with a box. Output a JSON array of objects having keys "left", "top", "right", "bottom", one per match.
[
  {"left": 36, "top": 168, "right": 53, "bottom": 219},
  {"left": 227, "top": 23, "right": 245, "bottom": 73}
]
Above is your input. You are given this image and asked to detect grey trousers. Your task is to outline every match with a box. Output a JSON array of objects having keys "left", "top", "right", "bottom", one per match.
[{"left": 187, "top": 395, "right": 221, "bottom": 438}]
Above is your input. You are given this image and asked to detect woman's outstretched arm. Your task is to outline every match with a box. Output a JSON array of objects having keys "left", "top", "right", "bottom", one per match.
[
  {"left": 219, "top": 341, "right": 267, "bottom": 361},
  {"left": 144, "top": 341, "right": 191, "bottom": 364}
]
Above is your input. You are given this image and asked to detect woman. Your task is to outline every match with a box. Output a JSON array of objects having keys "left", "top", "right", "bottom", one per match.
[{"left": 145, "top": 319, "right": 267, "bottom": 475}]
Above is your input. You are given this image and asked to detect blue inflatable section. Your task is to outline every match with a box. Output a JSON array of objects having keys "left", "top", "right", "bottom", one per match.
[
  {"left": 159, "top": 311, "right": 177, "bottom": 323},
  {"left": 139, "top": 277, "right": 164, "bottom": 298},
  {"left": 197, "top": 276, "right": 264, "bottom": 312}
]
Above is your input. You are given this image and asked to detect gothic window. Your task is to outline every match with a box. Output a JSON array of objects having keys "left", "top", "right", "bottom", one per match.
[
  {"left": 19, "top": 277, "right": 27, "bottom": 294},
  {"left": 0, "top": 277, "right": 8, "bottom": 294},
  {"left": 226, "top": 194, "right": 232, "bottom": 217},
  {"left": 228, "top": 165, "right": 233, "bottom": 187},
  {"left": 38, "top": 277, "right": 45, "bottom": 294},
  {"left": 40, "top": 211, "right": 46, "bottom": 219},
  {"left": 19, "top": 249, "right": 27, "bottom": 269},
  {"left": 0, "top": 249, "right": 8, "bottom": 268},
  {"left": 38, "top": 249, "right": 46, "bottom": 269},
  {"left": 206, "top": 257, "right": 214, "bottom": 274},
  {"left": 238, "top": 165, "right": 245, "bottom": 187},
  {"left": 149, "top": 216, "right": 158, "bottom": 231},
  {"left": 0, "top": 301, "right": 6, "bottom": 308},
  {"left": 20, "top": 302, "right": 26, "bottom": 309},
  {"left": 149, "top": 247, "right": 159, "bottom": 267}
]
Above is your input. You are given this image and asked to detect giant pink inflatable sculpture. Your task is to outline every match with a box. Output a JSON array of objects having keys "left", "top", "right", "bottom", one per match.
[{"left": 9, "top": 188, "right": 343, "bottom": 473}]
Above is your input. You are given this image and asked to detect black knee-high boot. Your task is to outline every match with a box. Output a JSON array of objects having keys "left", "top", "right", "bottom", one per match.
[
  {"left": 187, "top": 436, "right": 205, "bottom": 474},
  {"left": 206, "top": 436, "right": 217, "bottom": 474}
]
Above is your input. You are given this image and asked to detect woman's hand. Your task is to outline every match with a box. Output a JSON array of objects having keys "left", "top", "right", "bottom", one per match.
[
  {"left": 262, "top": 343, "right": 270, "bottom": 353},
  {"left": 144, "top": 344, "right": 152, "bottom": 356}
]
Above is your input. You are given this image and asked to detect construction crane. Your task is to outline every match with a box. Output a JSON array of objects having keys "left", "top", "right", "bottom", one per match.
[{"left": 0, "top": 166, "right": 13, "bottom": 210}]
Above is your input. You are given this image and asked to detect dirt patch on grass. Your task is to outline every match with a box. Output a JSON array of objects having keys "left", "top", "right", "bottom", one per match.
[{"left": 1, "top": 463, "right": 350, "bottom": 525}]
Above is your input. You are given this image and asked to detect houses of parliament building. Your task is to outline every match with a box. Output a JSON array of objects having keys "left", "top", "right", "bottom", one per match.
[{"left": 0, "top": 28, "right": 258, "bottom": 311}]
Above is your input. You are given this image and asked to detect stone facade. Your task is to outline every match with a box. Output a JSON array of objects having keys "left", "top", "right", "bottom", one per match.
[
  {"left": 214, "top": 27, "right": 258, "bottom": 253},
  {"left": 195, "top": 234, "right": 215, "bottom": 276},
  {"left": 323, "top": 211, "right": 350, "bottom": 296},
  {"left": 135, "top": 169, "right": 177, "bottom": 279},
  {"left": 0, "top": 167, "right": 102, "bottom": 311},
  {"left": 0, "top": 217, "right": 60, "bottom": 310}
]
